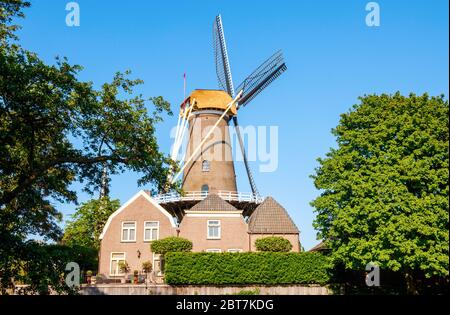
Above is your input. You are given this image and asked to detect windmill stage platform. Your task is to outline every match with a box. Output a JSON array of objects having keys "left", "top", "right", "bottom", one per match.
[{"left": 154, "top": 191, "right": 264, "bottom": 221}]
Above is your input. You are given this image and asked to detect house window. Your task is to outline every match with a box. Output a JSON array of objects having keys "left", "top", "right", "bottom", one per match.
[
  {"left": 201, "top": 184, "right": 209, "bottom": 193},
  {"left": 144, "top": 221, "right": 159, "bottom": 241},
  {"left": 121, "top": 221, "right": 136, "bottom": 242},
  {"left": 202, "top": 160, "right": 210, "bottom": 172},
  {"left": 110, "top": 252, "right": 125, "bottom": 276},
  {"left": 207, "top": 220, "right": 221, "bottom": 239},
  {"left": 206, "top": 249, "right": 222, "bottom": 253},
  {"left": 227, "top": 249, "right": 242, "bottom": 253}
]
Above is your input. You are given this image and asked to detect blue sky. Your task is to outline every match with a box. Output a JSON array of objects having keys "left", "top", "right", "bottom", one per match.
[{"left": 16, "top": 0, "right": 449, "bottom": 250}]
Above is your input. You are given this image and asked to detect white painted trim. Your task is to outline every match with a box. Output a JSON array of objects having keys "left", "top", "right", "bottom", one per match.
[
  {"left": 121, "top": 221, "right": 137, "bottom": 242},
  {"left": 109, "top": 252, "right": 126, "bottom": 277},
  {"left": 143, "top": 221, "right": 160, "bottom": 242},
  {"left": 185, "top": 210, "right": 243, "bottom": 214},
  {"left": 206, "top": 249, "right": 222, "bottom": 253},
  {"left": 227, "top": 249, "right": 243, "bottom": 253},
  {"left": 186, "top": 213, "right": 241, "bottom": 218},
  {"left": 207, "top": 220, "right": 221, "bottom": 239},
  {"left": 99, "top": 190, "right": 176, "bottom": 239}
]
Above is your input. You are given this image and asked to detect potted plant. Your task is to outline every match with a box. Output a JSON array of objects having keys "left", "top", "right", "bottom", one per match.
[
  {"left": 133, "top": 270, "right": 139, "bottom": 284},
  {"left": 86, "top": 270, "right": 93, "bottom": 285},
  {"left": 118, "top": 261, "right": 130, "bottom": 284},
  {"left": 142, "top": 261, "right": 152, "bottom": 284}
]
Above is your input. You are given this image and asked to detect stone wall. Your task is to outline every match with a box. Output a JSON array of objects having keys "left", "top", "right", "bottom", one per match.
[{"left": 80, "top": 284, "right": 330, "bottom": 295}]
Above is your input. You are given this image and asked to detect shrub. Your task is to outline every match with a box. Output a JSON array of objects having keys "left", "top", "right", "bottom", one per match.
[
  {"left": 150, "top": 237, "right": 192, "bottom": 255},
  {"left": 165, "top": 252, "right": 330, "bottom": 285},
  {"left": 255, "top": 236, "right": 292, "bottom": 252}
]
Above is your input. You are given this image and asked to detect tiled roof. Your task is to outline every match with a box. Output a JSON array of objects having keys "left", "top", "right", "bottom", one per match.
[
  {"left": 309, "top": 241, "right": 326, "bottom": 252},
  {"left": 248, "top": 197, "right": 299, "bottom": 234},
  {"left": 188, "top": 193, "right": 239, "bottom": 212}
]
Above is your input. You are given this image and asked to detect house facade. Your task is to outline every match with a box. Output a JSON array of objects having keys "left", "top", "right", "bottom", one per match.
[{"left": 98, "top": 191, "right": 300, "bottom": 280}]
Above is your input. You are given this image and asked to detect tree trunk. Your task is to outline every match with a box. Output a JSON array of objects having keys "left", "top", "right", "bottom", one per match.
[{"left": 405, "top": 273, "right": 419, "bottom": 295}]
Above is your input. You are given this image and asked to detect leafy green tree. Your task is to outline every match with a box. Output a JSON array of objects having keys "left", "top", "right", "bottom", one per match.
[
  {"left": 311, "top": 93, "right": 449, "bottom": 293},
  {"left": 0, "top": 1, "right": 178, "bottom": 293},
  {"left": 62, "top": 197, "right": 120, "bottom": 250},
  {"left": 0, "top": 0, "right": 30, "bottom": 42}
]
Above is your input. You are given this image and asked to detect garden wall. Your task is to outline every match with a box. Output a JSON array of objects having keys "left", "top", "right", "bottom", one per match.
[{"left": 80, "top": 284, "right": 330, "bottom": 295}]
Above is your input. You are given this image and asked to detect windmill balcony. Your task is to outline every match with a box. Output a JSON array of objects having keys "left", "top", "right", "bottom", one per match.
[
  {"left": 153, "top": 191, "right": 264, "bottom": 219},
  {"left": 154, "top": 191, "right": 264, "bottom": 204}
]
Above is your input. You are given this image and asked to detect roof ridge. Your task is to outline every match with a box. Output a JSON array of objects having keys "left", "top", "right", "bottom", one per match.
[{"left": 189, "top": 193, "right": 239, "bottom": 212}]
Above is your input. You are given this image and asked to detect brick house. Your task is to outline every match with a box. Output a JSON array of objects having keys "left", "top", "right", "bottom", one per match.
[{"left": 98, "top": 191, "right": 300, "bottom": 280}]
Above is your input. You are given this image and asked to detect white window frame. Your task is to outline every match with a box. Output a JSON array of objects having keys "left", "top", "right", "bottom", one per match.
[
  {"left": 207, "top": 220, "right": 221, "bottom": 239},
  {"left": 227, "top": 249, "right": 242, "bottom": 253},
  {"left": 206, "top": 249, "right": 222, "bottom": 253},
  {"left": 202, "top": 160, "right": 210, "bottom": 172},
  {"left": 110, "top": 252, "right": 126, "bottom": 276},
  {"left": 143, "top": 221, "right": 159, "bottom": 242},
  {"left": 121, "top": 221, "right": 137, "bottom": 242}
]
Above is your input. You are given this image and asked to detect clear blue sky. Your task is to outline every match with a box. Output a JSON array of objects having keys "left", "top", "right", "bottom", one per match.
[{"left": 16, "top": 0, "right": 449, "bottom": 250}]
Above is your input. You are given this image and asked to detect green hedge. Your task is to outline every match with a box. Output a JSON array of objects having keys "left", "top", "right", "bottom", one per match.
[
  {"left": 165, "top": 252, "right": 330, "bottom": 285},
  {"left": 150, "top": 237, "right": 192, "bottom": 255},
  {"left": 255, "top": 236, "right": 293, "bottom": 252}
]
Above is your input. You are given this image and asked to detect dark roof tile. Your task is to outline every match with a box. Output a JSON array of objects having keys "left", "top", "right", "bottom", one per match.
[{"left": 248, "top": 197, "right": 299, "bottom": 234}]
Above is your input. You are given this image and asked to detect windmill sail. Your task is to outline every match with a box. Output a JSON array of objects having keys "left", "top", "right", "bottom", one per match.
[
  {"left": 213, "top": 15, "right": 235, "bottom": 97},
  {"left": 236, "top": 50, "right": 287, "bottom": 108},
  {"left": 213, "top": 14, "right": 260, "bottom": 197}
]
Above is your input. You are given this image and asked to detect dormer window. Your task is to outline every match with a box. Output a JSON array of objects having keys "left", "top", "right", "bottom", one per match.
[{"left": 202, "top": 160, "right": 210, "bottom": 172}]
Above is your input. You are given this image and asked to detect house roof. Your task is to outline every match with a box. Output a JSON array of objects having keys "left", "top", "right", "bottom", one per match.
[
  {"left": 188, "top": 193, "right": 240, "bottom": 212},
  {"left": 308, "top": 241, "right": 328, "bottom": 252},
  {"left": 248, "top": 197, "right": 299, "bottom": 234}
]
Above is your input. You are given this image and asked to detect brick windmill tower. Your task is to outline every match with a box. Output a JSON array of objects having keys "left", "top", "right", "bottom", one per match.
[{"left": 168, "top": 15, "right": 287, "bottom": 205}]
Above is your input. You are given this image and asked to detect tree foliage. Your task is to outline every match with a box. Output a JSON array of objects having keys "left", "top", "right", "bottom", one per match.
[
  {"left": 62, "top": 197, "right": 120, "bottom": 250},
  {"left": 0, "top": 0, "right": 177, "bottom": 293},
  {"left": 254, "top": 236, "right": 293, "bottom": 252},
  {"left": 311, "top": 93, "right": 449, "bottom": 285},
  {"left": 0, "top": 0, "right": 30, "bottom": 42}
]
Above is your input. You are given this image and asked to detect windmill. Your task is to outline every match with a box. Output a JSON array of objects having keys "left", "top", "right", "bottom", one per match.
[
  {"left": 212, "top": 15, "right": 287, "bottom": 197},
  {"left": 167, "top": 14, "right": 287, "bottom": 206}
]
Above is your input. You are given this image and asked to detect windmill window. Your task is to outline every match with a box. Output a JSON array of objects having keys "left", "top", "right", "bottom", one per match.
[
  {"left": 201, "top": 184, "right": 209, "bottom": 193},
  {"left": 202, "top": 160, "right": 210, "bottom": 172}
]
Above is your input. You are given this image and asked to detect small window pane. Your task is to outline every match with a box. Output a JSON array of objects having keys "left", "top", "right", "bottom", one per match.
[
  {"left": 122, "top": 230, "right": 128, "bottom": 240},
  {"left": 129, "top": 229, "right": 135, "bottom": 240},
  {"left": 151, "top": 229, "right": 158, "bottom": 240},
  {"left": 123, "top": 222, "right": 135, "bottom": 228},
  {"left": 145, "top": 229, "right": 151, "bottom": 240},
  {"left": 146, "top": 222, "right": 158, "bottom": 228}
]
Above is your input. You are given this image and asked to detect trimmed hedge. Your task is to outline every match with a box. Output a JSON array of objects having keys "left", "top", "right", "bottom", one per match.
[
  {"left": 150, "top": 237, "right": 192, "bottom": 255},
  {"left": 165, "top": 252, "right": 330, "bottom": 285},
  {"left": 255, "top": 236, "right": 292, "bottom": 252}
]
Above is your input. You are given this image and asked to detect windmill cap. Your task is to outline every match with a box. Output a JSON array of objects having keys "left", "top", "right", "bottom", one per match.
[{"left": 180, "top": 89, "right": 237, "bottom": 116}]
